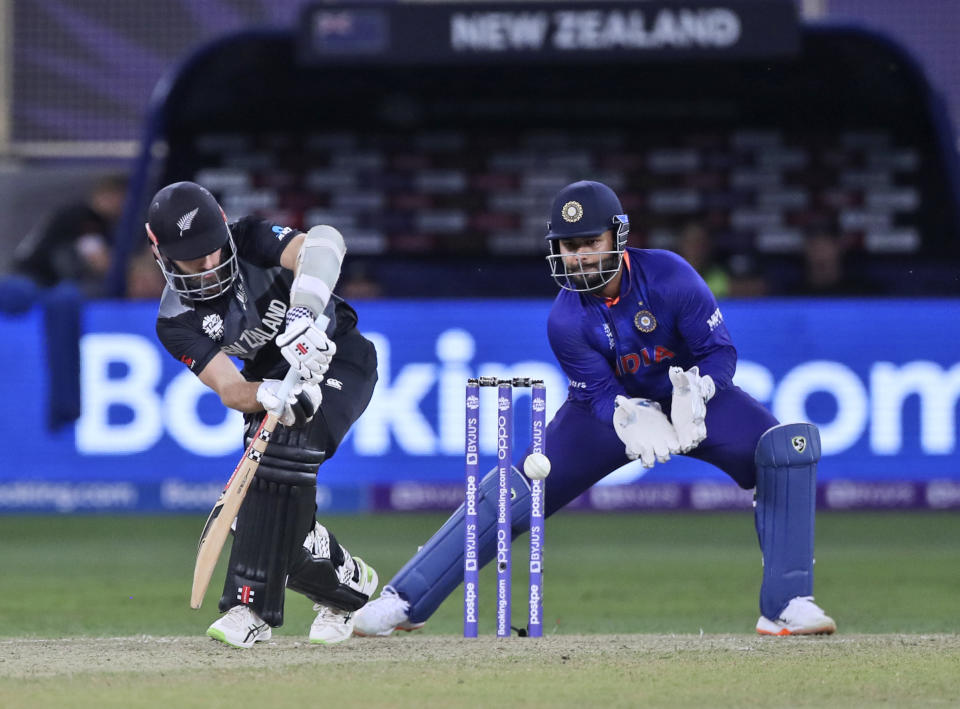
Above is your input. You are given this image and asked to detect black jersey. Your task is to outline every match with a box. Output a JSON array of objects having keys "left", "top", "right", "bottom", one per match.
[{"left": 155, "top": 217, "right": 355, "bottom": 382}]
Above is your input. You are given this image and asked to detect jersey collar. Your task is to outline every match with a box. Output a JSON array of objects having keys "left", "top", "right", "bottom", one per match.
[{"left": 603, "top": 251, "right": 631, "bottom": 307}]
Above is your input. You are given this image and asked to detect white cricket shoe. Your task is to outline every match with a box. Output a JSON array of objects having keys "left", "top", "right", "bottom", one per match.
[
  {"left": 756, "top": 595, "right": 837, "bottom": 636},
  {"left": 353, "top": 585, "right": 426, "bottom": 637},
  {"left": 207, "top": 605, "right": 272, "bottom": 649},
  {"left": 310, "top": 556, "right": 379, "bottom": 645}
]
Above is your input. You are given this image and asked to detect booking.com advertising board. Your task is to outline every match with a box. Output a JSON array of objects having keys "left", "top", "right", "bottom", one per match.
[{"left": 1, "top": 299, "right": 959, "bottom": 514}]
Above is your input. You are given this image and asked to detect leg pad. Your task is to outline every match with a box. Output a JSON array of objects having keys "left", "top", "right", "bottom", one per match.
[
  {"left": 218, "top": 422, "right": 325, "bottom": 627},
  {"left": 287, "top": 524, "right": 371, "bottom": 612},
  {"left": 392, "top": 465, "right": 531, "bottom": 624},
  {"left": 755, "top": 422, "right": 821, "bottom": 620}
]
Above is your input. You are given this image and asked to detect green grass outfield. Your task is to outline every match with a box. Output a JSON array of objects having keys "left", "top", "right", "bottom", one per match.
[{"left": 2, "top": 511, "right": 958, "bottom": 707}]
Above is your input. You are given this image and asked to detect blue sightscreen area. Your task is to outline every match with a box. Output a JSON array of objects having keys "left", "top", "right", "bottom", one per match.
[{"left": 0, "top": 298, "right": 958, "bottom": 512}]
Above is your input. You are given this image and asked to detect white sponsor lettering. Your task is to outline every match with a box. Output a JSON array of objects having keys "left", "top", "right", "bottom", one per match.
[
  {"left": 926, "top": 480, "right": 960, "bottom": 509},
  {"left": 465, "top": 475, "right": 478, "bottom": 516},
  {"left": 870, "top": 361, "right": 960, "bottom": 454},
  {"left": 464, "top": 581, "right": 478, "bottom": 623},
  {"left": 497, "top": 577, "right": 509, "bottom": 635},
  {"left": 77, "top": 334, "right": 243, "bottom": 455},
  {"left": 390, "top": 482, "right": 462, "bottom": 510},
  {"left": 773, "top": 360, "right": 868, "bottom": 453},
  {"left": 825, "top": 481, "right": 916, "bottom": 509},
  {"left": 74, "top": 329, "right": 960, "bottom": 468},
  {"left": 590, "top": 484, "right": 684, "bottom": 509},
  {"left": 528, "top": 583, "right": 541, "bottom": 626},
  {"left": 690, "top": 483, "right": 754, "bottom": 510},
  {"left": 77, "top": 334, "right": 162, "bottom": 453},
  {"left": 354, "top": 330, "right": 564, "bottom": 456},
  {"left": 0, "top": 482, "right": 137, "bottom": 512},
  {"left": 496, "top": 528, "right": 509, "bottom": 563}
]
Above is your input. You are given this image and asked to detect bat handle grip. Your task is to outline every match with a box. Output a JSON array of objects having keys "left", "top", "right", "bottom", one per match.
[{"left": 273, "top": 313, "right": 331, "bottom": 404}]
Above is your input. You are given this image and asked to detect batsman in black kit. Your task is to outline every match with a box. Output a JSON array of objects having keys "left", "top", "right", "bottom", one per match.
[{"left": 148, "top": 181, "right": 379, "bottom": 648}]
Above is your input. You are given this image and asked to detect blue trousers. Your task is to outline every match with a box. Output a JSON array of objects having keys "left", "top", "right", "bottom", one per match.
[{"left": 395, "top": 386, "right": 785, "bottom": 623}]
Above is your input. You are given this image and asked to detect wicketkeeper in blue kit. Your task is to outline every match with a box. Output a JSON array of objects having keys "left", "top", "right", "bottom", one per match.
[{"left": 355, "top": 180, "right": 836, "bottom": 637}]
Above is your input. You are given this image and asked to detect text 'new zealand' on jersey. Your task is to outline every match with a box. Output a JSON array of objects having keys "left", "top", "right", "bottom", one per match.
[
  {"left": 547, "top": 248, "right": 737, "bottom": 423},
  {"left": 155, "top": 218, "right": 338, "bottom": 382}
]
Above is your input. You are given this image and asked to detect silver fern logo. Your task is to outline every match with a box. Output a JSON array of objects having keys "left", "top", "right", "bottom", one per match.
[
  {"left": 202, "top": 313, "right": 224, "bottom": 341},
  {"left": 176, "top": 207, "right": 199, "bottom": 236}
]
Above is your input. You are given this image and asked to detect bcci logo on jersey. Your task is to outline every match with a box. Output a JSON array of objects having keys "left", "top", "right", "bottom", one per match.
[{"left": 634, "top": 310, "right": 657, "bottom": 333}]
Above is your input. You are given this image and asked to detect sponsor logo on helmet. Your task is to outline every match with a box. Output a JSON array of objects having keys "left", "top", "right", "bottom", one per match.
[
  {"left": 202, "top": 313, "right": 224, "bottom": 341},
  {"left": 561, "top": 200, "right": 584, "bottom": 223},
  {"left": 634, "top": 310, "right": 657, "bottom": 333},
  {"left": 176, "top": 207, "right": 199, "bottom": 236}
]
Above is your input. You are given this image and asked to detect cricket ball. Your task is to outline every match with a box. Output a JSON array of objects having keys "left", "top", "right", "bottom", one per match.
[{"left": 523, "top": 452, "right": 552, "bottom": 480}]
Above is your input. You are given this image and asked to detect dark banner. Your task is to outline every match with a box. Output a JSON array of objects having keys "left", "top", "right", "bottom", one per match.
[{"left": 299, "top": 0, "right": 800, "bottom": 65}]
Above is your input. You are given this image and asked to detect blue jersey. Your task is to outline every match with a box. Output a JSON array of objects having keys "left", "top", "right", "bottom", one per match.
[{"left": 547, "top": 247, "right": 736, "bottom": 422}]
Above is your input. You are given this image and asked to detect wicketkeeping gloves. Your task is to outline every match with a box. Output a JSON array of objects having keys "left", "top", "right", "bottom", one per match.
[
  {"left": 256, "top": 377, "right": 323, "bottom": 427},
  {"left": 276, "top": 315, "right": 336, "bottom": 382},
  {"left": 668, "top": 366, "right": 716, "bottom": 452},
  {"left": 612, "top": 395, "right": 681, "bottom": 468}
]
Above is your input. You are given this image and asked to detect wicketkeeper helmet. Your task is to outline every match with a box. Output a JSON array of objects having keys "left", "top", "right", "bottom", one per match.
[{"left": 544, "top": 180, "right": 630, "bottom": 292}]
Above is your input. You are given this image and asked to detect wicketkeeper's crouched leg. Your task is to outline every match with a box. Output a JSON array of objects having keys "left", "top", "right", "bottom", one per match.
[{"left": 392, "top": 464, "right": 533, "bottom": 624}]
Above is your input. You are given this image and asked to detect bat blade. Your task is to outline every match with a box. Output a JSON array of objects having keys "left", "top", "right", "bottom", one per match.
[{"left": 190, "top": 413, "right": 278, "bottom": 609}]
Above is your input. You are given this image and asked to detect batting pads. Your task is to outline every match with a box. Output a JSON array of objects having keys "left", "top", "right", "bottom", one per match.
[
  {"left": 218, "top": 423, "right": 325, "bottom": 626},
  {"left": 290, "top": 225, "right": 346, "bottom": 318},
  {"left": 754, "top": 422, "right": 821, "bottom": 620}
]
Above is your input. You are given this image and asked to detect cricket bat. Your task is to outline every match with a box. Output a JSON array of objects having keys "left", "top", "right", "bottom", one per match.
[{"left": 189, "top": 314, "right": 329, "bottom": 609}]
